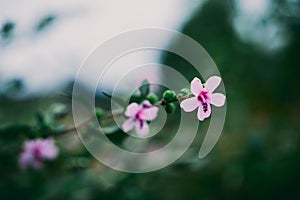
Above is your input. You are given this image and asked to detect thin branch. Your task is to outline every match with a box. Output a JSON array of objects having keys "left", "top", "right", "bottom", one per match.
[{"left": 54, "top": 93, "right": 193, "bottom": 137}]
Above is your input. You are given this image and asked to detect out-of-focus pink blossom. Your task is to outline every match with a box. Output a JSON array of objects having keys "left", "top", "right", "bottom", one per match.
[
  {"left": 122, "top": 100, "right": 159, "bottom": 136},
  {"left": 19, "top": 138, "right": 58, "bottom": 169},
  {"left": 180, "top": 76, "right": 226, "bottom": 121}
]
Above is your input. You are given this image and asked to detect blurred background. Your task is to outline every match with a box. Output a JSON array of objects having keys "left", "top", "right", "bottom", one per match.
[{"left": 1, "top": 0, "right": 300, "bottom": 199}]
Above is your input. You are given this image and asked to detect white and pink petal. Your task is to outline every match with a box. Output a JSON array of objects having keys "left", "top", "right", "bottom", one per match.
[
  {"left": 140, "top": 106, "right": 159, "bottom": 121},
  {"left": 125, "top": 103, "right": 140, "bottom": 117},
  {"left": 210, "top": 93, "right": 226, "bottom": 107},
  {"left": 122, "top": 119, "right": 135, "bottom": 132},
  {"left": 190, "top": 77, "right": 203, "bottom": 95},
  {"left": 197, "top": 103, "right": 211, "bottom": 121},
  {"left": 141, "top": 100, "right": 152, "bottom": 108},
  {"left": 180, "top": 97, "right": 198, "bottom": 112},
  {"left": 205, "top": 76, "right": 221, "bottom": 93},
  {"left": 40, "top": 139, "right": 58, "bottom": 159},
  {"left": 135, "top": 121, "right": 149, "bottom": 136}
]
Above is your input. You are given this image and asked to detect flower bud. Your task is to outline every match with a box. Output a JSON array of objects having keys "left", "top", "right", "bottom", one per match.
[
  {"left": 163, "top": 90, "right": 177, "bottom": 103},
  {"left": 95, "top": 107, "right": 104, "bottom": 121},
  {"left": 165, "top": 103, "right": 176, "bottom": 114},
  {"left": 146, "top": 93, "right": 159, "bottom": 104},
  {"left": 180, "top": 88, "right": 190, "bottom": 96}
]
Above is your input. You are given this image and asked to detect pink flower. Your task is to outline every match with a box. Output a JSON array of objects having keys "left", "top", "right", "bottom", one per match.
[
  {"left": 122, "top": 100, "right": 159, "bottom": 136},
  {"left": 19, "top": 138, "right": 58, "bottom": 170},
  {"left": 180, "top": 76, "right": 226, "bottom": 121}
]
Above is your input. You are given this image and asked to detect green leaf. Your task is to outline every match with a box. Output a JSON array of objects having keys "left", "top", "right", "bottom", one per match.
[
  {"left": 139, "top": 79, "right": 150, "bottom": 97},
  {"left": 35, "top": 112, "right": 46, "bottom": 126},
  {"left": 1, "top": 21, "right": 15, "bottom": 39},
  {"left": 129, "top": 94, "right": 143, "bottom": 104},
  {"left": 36, "top": 15, "right": 56, "bottom": 31},
  {"left": 102, "top": 91, "right": 113, "bottom": 99}
]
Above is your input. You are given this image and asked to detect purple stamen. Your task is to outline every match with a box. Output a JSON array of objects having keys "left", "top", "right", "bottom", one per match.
[
  {"left": 134, "top": 110, "right": 144, "bottom": 128},
  {"left": 139, "top": 119, "right": 144, "bottom": 128},
  {"left": 142, "top": 102, "right": 151, "bottom": 108},
  {"left": 33, "top": 146, "right": 41, "bottom": 158},
  {"left": 197, "top": 90, "right": 209, "bottom": 103},
  {"left": 202, "top": 102, "right": 208, "bottom": 113},
  {"left": 197, "top": 95, "right": 204, "bottom": 103}
]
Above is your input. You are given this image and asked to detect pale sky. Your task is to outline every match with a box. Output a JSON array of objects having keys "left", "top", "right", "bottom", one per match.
[{"left": 0, "top": 0, "right": 285, "bottom": 97}]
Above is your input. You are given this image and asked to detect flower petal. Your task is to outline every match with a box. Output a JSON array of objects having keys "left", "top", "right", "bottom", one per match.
[
  {"left": 190, "top": 77, "right": 203, "bottom": 95},
  {"left": 210, "top": 93, "right": 226, "bottom": 107},
  {"left": 180, "top": 97, "right": 198, "bottom": 112},
  {"left": 197, "top": 103, "right": 211, "bottom": 121},
  {"left": 206, "top": 76, "right": 221, "bottom": 93},
  {"left": 140, "top": 106, "right": 159, "bottom": 121},
  {"left": 141, "top": 100, "right": 152, "bottom": 108},
  {"left": 135, "top": 121, "right": 149, "bottom": 136},
  {"left": 122, "top": 119, "right": 135, "bottom": 132},
  {"left": 40, "top": 139, "right": 58, "bottom": 159},
  {"left": 19, "top": 152, "right": 33, "bottom": 169},
  {"left": 125, "top": 103, "right": 139, "bottom": 117},
  {"left": 32, "top": 160, "right": 42, "bottom": 169}
]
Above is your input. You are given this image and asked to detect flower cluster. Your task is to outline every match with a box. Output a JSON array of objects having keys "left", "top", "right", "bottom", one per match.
[
  {"left": 19, "top": 138, "right": 58, "bottom": 169},
  {"left": 122, "top": 76, "right": 226, "bottom": 135},
  {"left": 17, "top": 75, "right": 225, "bottom": 170}
]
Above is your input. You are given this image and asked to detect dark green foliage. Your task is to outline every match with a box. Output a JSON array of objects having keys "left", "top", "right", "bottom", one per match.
[
  {"left": 0, "top": 124, "right": 34, "bottom": 140},
  {"left": 1, "top": 21, "right": 14, "bottom": 38},
  {"left": 35, "top": 15, "right": 56, "bottom": 31},
  {"left": 95, "top": 107, "right": 104, "bottom": 121},
  {"left": 1, "top": 0, "right": 300, "bottom": 199},
  {"left": 146, "top": 93, "right": 159, "bottom": 104},
  {"left": 164, "top": 103, "right": 176, "bottom": 114},
  {"left": 129, "top": 94, "right": 143, "bottom": 104},
  {"left": 162, "top": 90, "right": 177, "bottom": 103}
]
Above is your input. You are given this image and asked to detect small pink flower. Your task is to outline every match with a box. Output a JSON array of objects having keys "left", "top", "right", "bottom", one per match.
[
  {"left": 180, "top": 76, "right": 226, "bottom": 121},
  {"left": 122, "top": 100, "right": 159, "bottom": 136},
  {"left": 19, "top": 138, "right": 58, "bottom": 170}
]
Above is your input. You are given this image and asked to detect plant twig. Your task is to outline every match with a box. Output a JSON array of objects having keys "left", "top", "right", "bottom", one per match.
[{"left": 54, "top": 93, "right": 193, "bottom": 137}]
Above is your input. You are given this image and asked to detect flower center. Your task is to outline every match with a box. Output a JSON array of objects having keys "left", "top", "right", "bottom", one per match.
[
  {"left": 197, "top": 90, "right": 209, "bottom": 113},
  {"left": 135, "top": 110, "right": 142, "bottom": 120},
  {"left": 134, "top": 110, "right": 144, "bottom": 128},
  {"left": 33, "top": 146, "right": 42, "bottom": 159},
  {"left": 202, "top": 102, "right": 208, "bottom": 113},
  {"left": 197, "top": 90, "right": 209, "bottom": 103}
]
